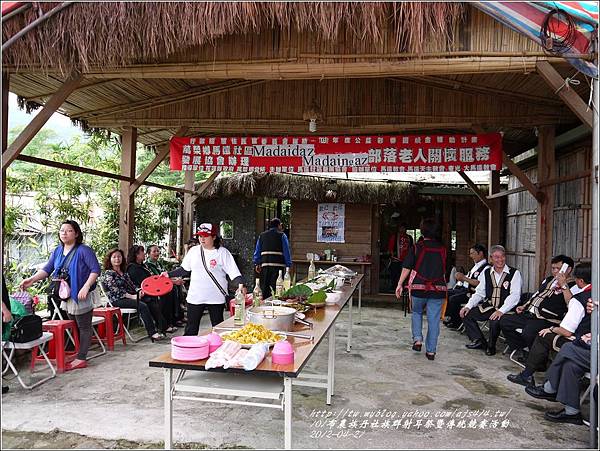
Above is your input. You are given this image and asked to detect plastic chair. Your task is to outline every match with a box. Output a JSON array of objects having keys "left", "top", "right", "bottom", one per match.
[
  {"left": 99, "top": 282, "right": 147, "bottom": 343},
  {"left": 35, "top": 319, "right": 80, "bottom": 373},
  {"left": 87, "top": 316, "right": 107, "bottom": 360},
  {"left": 91, "top": 307, "right": 127, "bottom": 350},
  {"left": 3, "top": 332, "right": 56, "bottom": 389}
]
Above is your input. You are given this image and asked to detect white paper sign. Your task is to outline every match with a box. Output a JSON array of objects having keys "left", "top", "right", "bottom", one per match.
[{"left": 317, "top": 203, "right": 345, "bottom": 243}]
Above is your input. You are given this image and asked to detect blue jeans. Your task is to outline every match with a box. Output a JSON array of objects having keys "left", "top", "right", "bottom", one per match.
[{"left": 411, "top": 296, "right": 444, "bottom": 354}]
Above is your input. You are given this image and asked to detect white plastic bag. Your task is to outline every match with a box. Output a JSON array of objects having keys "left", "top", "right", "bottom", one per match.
[{"left": 242, "top": 343, "right": 269, "bottom": 371}]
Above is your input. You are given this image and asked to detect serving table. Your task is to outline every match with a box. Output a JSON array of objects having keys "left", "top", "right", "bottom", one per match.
[{"left": 149, "top": 273, "right": 363, "bottom": 449}]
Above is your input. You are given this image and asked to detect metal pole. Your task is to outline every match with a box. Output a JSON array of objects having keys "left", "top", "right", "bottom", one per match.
[{"left": 590, "top": 67, "right": 599, "bottom": 448}]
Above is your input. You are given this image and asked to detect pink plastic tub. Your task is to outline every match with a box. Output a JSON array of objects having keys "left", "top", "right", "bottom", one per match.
[
  {"left": 271, "top": 340, "right": 294, "bottom": 365},
  {"left": 171, "top": 336, "right": 210, "bottom": 361},
  {"left": 205, "top": 332, "right": 223, "bottom": 355}
]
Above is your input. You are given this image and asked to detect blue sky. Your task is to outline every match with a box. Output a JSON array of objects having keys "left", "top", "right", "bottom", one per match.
[{"left": 7, "top": 93, "right": 85, "bottom": 144}]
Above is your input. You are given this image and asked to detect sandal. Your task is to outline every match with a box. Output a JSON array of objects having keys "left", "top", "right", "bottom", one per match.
[
  {"left": 412, "top": 341, "right": 422, "bottom": 352},
  {"left": 426, "top": 352, "right": 436, "bottom": 361}
]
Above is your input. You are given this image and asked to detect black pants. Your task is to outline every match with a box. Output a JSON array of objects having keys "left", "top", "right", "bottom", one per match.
[
  {"left": 546, "top": 341, "right": 590, "bottom": 410},
  {"left": 463, "top": 308, "right": 502, "bottom": 346},
  {"left": 111, "top": 297, "right": 157, "bottom": 337},
  {"left": 445, "top": 287, "right": 469, "bottom": 325},
  {"left": 499, "top": 313, "right": 554, "bottom": 350},
  {"left": 260, "top": 266, "right": 284, "bottom": 299},
  {"left": 142, "top": 296, "right": 167, "bottom": 334},
  {"left": 68, "top": 310, "right": 93, "bottom": 361},
  {"left": 171, "top": 286, "right": 185, "bottom": 322},
  {"left": 184, "top": 302, "right": 225, "bottom": 336},
  {"left": 526, "top": 332, "right": 570, "bottom": 373},
  {"left": 390, "top": 260, "right": 405, "bottom": 291},
  {"left": 159, "top": 295, "right": 174, "bottom": 328}
]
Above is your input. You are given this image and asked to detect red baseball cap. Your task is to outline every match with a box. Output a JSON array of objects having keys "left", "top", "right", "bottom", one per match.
[{"left": 196, "top": 223, "right": 217, "bottom": 237}]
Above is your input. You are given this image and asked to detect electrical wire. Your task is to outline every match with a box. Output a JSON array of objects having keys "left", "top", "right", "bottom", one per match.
[{"left": 540, "top": 8, "right": 579, "bottom": 55}]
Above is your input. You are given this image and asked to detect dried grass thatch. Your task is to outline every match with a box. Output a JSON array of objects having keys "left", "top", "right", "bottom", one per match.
[
  {"left": 2, "top": 2, "right": 463, "bottom": 74},
  {"left": 197, "top": 172, "right": 418, "bottom": 204}
]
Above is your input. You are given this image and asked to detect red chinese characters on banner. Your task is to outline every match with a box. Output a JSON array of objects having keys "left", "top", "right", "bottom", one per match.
[{"left": 169, "top": 133, "right": 502, "bottom": 173}]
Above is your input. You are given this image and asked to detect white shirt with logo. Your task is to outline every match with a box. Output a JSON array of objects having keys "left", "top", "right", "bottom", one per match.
[{"left": 181, "top": 246, "right": 242, "bottom": 305}]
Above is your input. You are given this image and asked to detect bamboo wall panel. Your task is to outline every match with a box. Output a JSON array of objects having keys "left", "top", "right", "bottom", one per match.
[
  {"left": 505, "top": 144, "right": 592, "bottom": 291},
  {"left": 290, "top": 200, "right": 373, "bottom": 293}
]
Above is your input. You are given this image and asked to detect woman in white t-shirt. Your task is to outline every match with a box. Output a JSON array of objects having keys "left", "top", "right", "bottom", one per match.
[{"left": 165, "top": 223, "right": 244, "bottom": 335}]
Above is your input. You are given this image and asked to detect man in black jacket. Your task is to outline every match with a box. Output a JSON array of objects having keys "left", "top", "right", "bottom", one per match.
[{"left": 253, "top": 218, "right": 292, "bottom": 298}]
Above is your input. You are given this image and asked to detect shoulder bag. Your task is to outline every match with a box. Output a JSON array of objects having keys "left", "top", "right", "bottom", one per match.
[{"left": 200, "top": 246, "right": 234, "bottom": 302}]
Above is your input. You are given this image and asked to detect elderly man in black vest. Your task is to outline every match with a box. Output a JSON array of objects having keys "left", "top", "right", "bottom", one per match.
[
  {"left": 499, "top": 255, "right": 575, "bottom": 358},
  {"left": 460, "top": 244, "right": 522, "bottom": 356},
  {"left": 253, "top": 218, "right": 292, "bottom": 299},
  {"left": 507, "top": 262, "right": 591, "bottom": 387}
]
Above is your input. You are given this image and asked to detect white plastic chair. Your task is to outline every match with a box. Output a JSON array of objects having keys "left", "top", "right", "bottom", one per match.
[
  {"left": 2, "top": 332, "right": 56, "bottom": 389},
  {"left": 98, "top": 282, "right": 147, "bottom": 343}
]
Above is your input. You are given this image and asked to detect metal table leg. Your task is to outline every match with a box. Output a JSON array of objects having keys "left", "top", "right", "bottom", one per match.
[
  {"left": 284, "top": 377, "right": 292, "bottom": 449},
  {"left": 164, "top": 368, "right": 173, "bottom": 450},
  {"left": 346, "top": 293, "right": 353, "bottom": 352},
  {"left": 358, "top": 280, "right": 363, "bottom": 324},
  {"left": 327, "top": 325, "right": 336, "bottom": 402}
]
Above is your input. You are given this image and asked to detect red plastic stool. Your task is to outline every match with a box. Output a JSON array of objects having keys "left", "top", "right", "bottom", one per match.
[
  {"left": 228, "top": 297, "right": 254, "bottom": 317},
  {"left": 92, "top": 307, "right": 127, "bottom": 350},
  {"left": 32, "top": 320, "right": 80, "bottom": 373}
]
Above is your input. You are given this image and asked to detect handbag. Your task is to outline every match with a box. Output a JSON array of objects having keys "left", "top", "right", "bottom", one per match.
[
  {"left": 47, "top": 246, "right": 78, "bottom": 301},
  {"left": 200, "top": 246, "right": 234, "bottom": 302},
  {"left": 10, "top": 314, "right": 43, "bottom": 343}
]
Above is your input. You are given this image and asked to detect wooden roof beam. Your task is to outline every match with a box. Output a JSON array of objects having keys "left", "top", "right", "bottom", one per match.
[
  {"left": 129, "top": 126, "right": 189, "bottom": 196},
  {"left": 80, "top": 57, "right": 569, "bottom": 80},
  {"left": 457, "top": 171, "right": 492, "bottom": 209},
  {"left": 24, "top": 78, "right": 119, "bottom": 103},
  {"left": 389, "top": 76, "right": 563, "bottom": 108},
  {"left": 2, "top": 72, "right": 82, "bottom": 171},
  {"left": 76, "top": 80, "right": 265, "bottom": 119},
  {"left": 502, "top": 151, "right": 544, "bottom": 202},
  {"left": 192, "top": 171, "right": 221, "bottom": 203},
  {"left": 536, "top": 61, "right": 593, "bottom": 129}
]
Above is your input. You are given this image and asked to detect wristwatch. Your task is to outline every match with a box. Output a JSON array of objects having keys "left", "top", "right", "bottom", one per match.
[{"left": 561, "top": 284, "right": 569, "bottom": 290}]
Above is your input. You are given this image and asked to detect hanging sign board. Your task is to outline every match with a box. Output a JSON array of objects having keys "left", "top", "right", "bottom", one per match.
[
  {"left": 170, "top": 133, "right": 502, "bottom": 173},
  {"left": 317, "top": 203, "right": 345, "bottom": 243}
]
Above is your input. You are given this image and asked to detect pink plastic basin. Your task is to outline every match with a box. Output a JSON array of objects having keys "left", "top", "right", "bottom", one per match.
[
  {"left": 171, "top": 336, "right": 209, "bottom": 361},
  {"left": 205, "top": 332, "right": 223, "bottom": 354}
]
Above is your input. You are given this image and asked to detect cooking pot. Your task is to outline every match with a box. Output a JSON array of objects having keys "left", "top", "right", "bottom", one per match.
[{"left": 247, "top": 306, "right": 296, "bottom": 332}]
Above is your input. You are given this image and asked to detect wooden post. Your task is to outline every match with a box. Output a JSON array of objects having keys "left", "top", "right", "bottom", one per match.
[
  {"left": 2, "top": 73, "right": 82, "bottom": 171},
  {"left": 488, "top": 171, "right": 501, "bottom": 249},
  {"left": 535, "top": 125, "right": 555, "bottom": 285},
  {"left": 182, "top": 171, "right": 195, "bottom": 246},
  {"left": 2, "top": 71, "right": 9, "bottom": 268},
  {"left": 119, "top": 127, "right": 137, "bottom": 253}
]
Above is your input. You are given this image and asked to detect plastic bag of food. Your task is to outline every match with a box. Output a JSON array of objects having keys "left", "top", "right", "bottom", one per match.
[
  {"left": 223, "top": 348, "right": 249, "bottom": 369},
  {"left": 205, "top": 340, "right": 241, "bottom": 369},
  {"left": 242, "top": 343, "right": 269, "bottom": 371}
]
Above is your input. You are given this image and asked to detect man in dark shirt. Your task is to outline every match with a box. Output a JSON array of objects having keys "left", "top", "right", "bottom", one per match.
[{"left": 253, "top": 218, "right": 292, "bottom": 298}]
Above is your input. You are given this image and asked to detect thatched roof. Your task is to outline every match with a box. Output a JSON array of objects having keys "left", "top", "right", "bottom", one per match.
[
  {"left": 197, "top": 172, "right": 417, "bottom": 204},
  {"left": 2, "top": 2, "right": 463, "bottom": 74}
]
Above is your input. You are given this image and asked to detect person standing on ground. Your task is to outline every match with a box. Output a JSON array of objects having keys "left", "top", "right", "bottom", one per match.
[
  {"left": 20, "top": 220, "right": 100, "bottom": 371},
  {"left": 395, "top": 218, "right": 447, "bottom": 361},
  {"left": 253, "top": 218, "right": 292, "bottom": 298},
  {"left": 388, "top": 221, "right": 414, "bottom": 291}
]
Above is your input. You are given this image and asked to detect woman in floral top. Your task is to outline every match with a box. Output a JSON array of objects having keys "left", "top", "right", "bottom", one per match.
[{"left": 101, "top": 248, "right": 164, "bottom": 342}]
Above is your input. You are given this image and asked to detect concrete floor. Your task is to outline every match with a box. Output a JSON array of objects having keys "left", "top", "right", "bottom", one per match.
[{"left": 1, "top": 304, "right": 594, "bottom": 449}]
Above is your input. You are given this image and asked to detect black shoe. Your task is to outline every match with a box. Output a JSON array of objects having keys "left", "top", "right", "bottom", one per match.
[
  {"left": 507, "top": 372, "right": 535, "bottom": 387},
  {"left": 2, "top": 386, "right": 8, "bottom": 394},
  {"left": 485, "top": 346, "right": 497, "bottom": 356},
  {"left": 544, "top": 409, "right": 583, "bottom": 425},
  {"left": 525, "top": 385, "right": 557, "bottom": 401},
  {"left": 465, "top": 339, "right": 487, "bottom": 350},
  {"left": 444, "top": 321, "right": 461, "bottom": 330},
  {"left": 412, "top": 342, "right": 422, "bottom": 352},
  {"left": 425, "top": 352, "right": 435, "bottom": 361}
]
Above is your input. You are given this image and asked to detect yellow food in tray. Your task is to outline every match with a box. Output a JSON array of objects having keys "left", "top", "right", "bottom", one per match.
[{"left": 221, "top": 323, "right": 285, "bottom": 345}]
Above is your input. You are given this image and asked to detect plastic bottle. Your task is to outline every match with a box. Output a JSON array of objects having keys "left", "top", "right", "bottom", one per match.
[
  {"left": 308, "top": 258, "right": 316, "bottom": 280},
  {"left": 283, "top": 267, "right": 291, "bottom": 291},
  {"left": 233, "top": 283, "right": 245, "bottom": 326},
  {"left": 275, "top": 270, "right": 284, "bottom": 297},
  {"left": 252, "top": 278, "right": 262, "bottom": 307}
]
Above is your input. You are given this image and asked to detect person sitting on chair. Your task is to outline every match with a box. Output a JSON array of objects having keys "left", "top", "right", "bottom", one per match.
[
  {"left": 498, "top": 255, "right": 575, "bottom": 357},
  {"left": 524, "top": 312, "right": 596, "bottom": 425},
  {"left": 507, "top": 263, "right": 592, "bottom": 387},
  {"left": 444, "top": 244, "right": 489, "bottom": 329},
  {"left": 460, "top": 245, "right": 522, "bottom": 356}
]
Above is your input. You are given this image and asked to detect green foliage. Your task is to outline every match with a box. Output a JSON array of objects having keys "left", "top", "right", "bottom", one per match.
[{"left": 5, "top": 126, "right": 209, "bottom": 290}]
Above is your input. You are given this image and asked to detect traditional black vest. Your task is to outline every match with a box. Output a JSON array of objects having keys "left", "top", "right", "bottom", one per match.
[
  {"left": 463, "top": 260, "right": 490, "bottom": 294},
  {"left": 573, "top": 286, "right": 592, "bottom": 339},
  {"left": 479, "top": 266, "right": 517, "bottom": 313},
  {"left": 258, "top": 228, "right": 286, "bottom": 268},
  {"left": 523, "top": 276, "right": 572, "bottom": 324}
]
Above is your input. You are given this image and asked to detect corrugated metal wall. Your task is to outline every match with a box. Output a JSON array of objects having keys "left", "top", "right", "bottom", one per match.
[{"left": 505, "top": 144, "right": 592, "bottom": 292}]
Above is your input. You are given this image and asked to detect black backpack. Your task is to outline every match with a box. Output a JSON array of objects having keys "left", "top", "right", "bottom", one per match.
[{"left": 10, "top": 314, "right": 43, "bottom": 343}]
